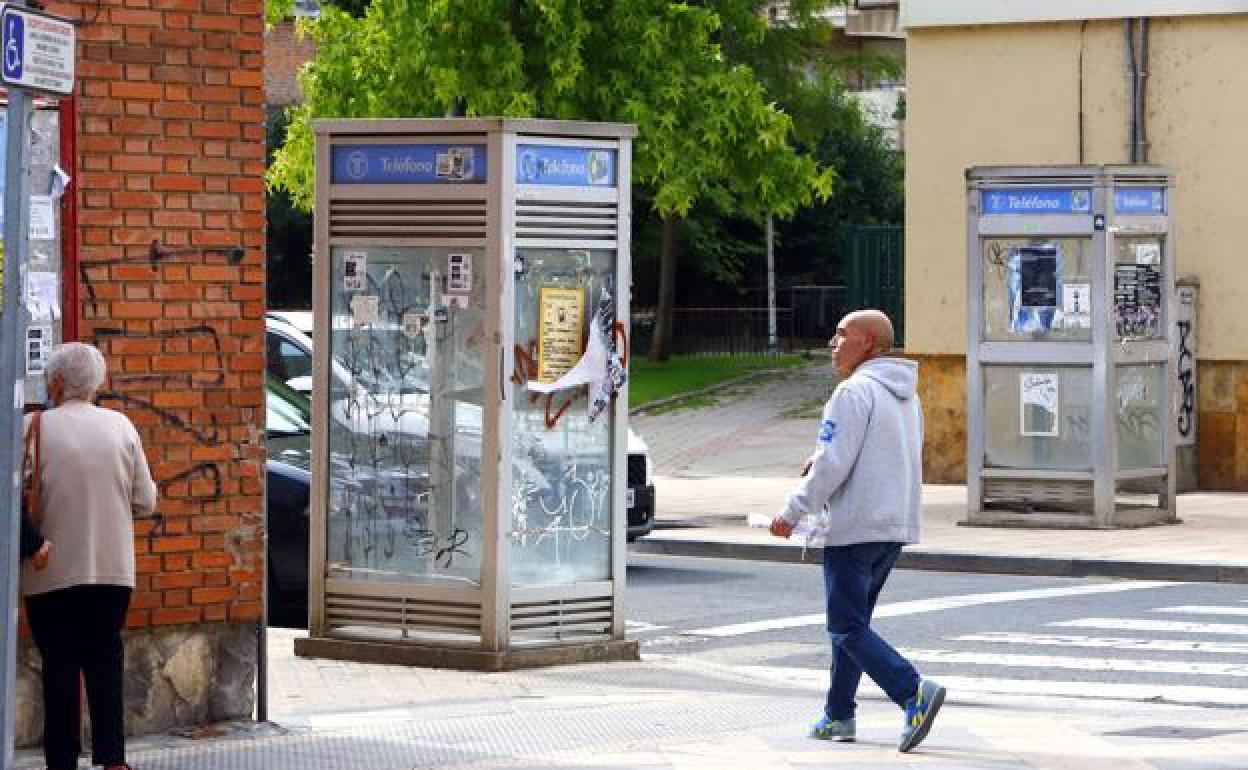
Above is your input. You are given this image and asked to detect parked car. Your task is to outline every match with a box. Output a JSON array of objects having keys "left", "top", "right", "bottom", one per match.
[
  {"left": 265, "top": 375, "right": 312, "bottom": 627},
  {"left": 266, "top": 311, "right": 655, "bottom": 541}
]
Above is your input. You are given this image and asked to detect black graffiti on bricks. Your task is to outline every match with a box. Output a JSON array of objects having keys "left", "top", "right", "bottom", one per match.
[
  {"left": 79, "top": 242, "right": 244, "bottom": 314},
  {"left": 92, "top": 325, "right": 226, "bottom": 387},
  {"left": 96, "top": 390, "right": 222, "bottom": 446}
]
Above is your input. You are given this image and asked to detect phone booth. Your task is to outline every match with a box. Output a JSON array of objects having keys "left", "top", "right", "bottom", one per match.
[
  {"left": 296, "top": 118, "right": 639, "bottom": 669},
  {"left": 965, "top": 165, "right": 1177, "bottom": 528}
]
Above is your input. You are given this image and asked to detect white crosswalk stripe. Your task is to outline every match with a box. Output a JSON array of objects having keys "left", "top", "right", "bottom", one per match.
[
  {"left": 1052, "top": 617, "right": 1248, "bottom": 635},
  {"left": 898, "top": 648, "right": 1248, "bottom": 677},
  {"left": 952, "top": 631, "right": 1248, "bottom": 656},
  {"left": 1152, "top": 605, "right": 1248, "bottom": 616}
]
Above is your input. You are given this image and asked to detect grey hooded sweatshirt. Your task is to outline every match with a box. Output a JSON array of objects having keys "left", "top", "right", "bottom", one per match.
[{"left": 778, "top": 357, "right": 922, "bottom": 546}]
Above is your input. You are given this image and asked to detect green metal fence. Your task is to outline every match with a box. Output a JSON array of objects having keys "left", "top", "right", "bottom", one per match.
[{"left": 843, "top": 224, "right": 904, "bottom": 346}]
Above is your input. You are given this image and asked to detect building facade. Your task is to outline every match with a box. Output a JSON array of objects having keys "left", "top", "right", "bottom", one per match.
[
  {"left": 14, "top": 0, "right": 266, "bottom": 744},
  {"left": 902, "top": 2, "right": 1248, "bottom": 488}
]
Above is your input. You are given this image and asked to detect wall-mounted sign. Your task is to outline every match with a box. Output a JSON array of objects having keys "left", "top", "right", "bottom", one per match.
[
  {"left": 330, "top": 144, "right": 488, "bottom": 184},
  {"left": 1114, "top": 187, "right": 1166, "bottom": 215},
  {"left": 517, "top": 145, "right": 616, "bottom": 187},
  {"left": 0, "top": 6, "right": 75, "bottom": 96},
  {"left": 981, "top": 188, "right": 1092, "bottom": 215},
  {"left": 537, "top": 287, "right": 585, "bottom": 383}
]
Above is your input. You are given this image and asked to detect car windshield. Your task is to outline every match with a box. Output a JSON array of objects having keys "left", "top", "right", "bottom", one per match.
[{"left": 267, "top": 374, "right": 312, "bottom": 437}]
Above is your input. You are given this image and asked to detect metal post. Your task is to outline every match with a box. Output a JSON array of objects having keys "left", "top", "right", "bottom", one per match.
[
  {"left": 766, "top": 214, "right": 777, "bottom": 356},
  {"left": 1, "top": 87, "right": 32, "bottom": 770}
]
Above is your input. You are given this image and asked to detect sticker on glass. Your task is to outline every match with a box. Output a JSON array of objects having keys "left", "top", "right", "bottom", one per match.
[
  {"left": 350, "top": 294, "right": 379, "bottom": 326},
  {"left": 1061, "top": 283, "right": 1091, "bottom": 329},
  {"left": 1133, "top": 242, "right": 1160, "bottom": 265},
  {"left": 1009, "top": 243, "right": 1061, "bottom": 333},
  {"left": 447, "top": 253, "right": 472, "bottom": 292},
  {"left": 343, "top": 251, "right": 367, "bottom": 292},
  {"left": 1020, "top": 372, "right": 1059, "bottom": 437},
  {"left": 402, "top": 312, "right": 427, "bottom": 339}
]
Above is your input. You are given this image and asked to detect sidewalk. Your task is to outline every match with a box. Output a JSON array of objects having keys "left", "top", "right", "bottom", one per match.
[
  {"left": 16, "top": 630, "right": 1248, "bottom": 769},
  {"left": 635, "top": 481, "right": 1248, "bottom": 583}
]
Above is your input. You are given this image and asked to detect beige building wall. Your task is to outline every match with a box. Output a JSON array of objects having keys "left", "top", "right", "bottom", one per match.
[{"left": 905, "top": 15, "right": 1248, "bottom": 488}]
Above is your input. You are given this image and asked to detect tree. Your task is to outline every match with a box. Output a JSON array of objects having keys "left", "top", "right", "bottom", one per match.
[
  {"left": 266, "top": 108, "right": 314, "bottom": 309},
  {"left": 267, "top": 0, "right": 833, "bottom": 360}
]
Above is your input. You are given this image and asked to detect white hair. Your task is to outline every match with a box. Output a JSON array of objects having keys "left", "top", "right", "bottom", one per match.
[{"left": 45, "top": 342, "right": 107, "bottom": 401}]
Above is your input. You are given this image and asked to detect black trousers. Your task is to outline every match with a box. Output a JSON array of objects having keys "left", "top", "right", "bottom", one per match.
[{"left": 24, "top": 584, "right": 132, "bottom": 770}]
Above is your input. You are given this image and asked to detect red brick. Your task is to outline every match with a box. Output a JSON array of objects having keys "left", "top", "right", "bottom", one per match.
[
  {"left": 190, "top": 85, "right": 239, "bottom": 103},
  {"left": 151, "top": 607, "right": 202, "bottom": 625},
  {"left": 152, "top": 571, "right": 203, "bottom": 589},
  {"left": 113, "top": 154, "right": 163, "bottom": 172},
  {"left": 152, "top": 211, "right": 203, "bottom": 228},
  {"left": 111, "top": 81, "right": 163, "bottom": 99},
  {"left": 153, "top": 174, "right": 203, "bottom": 192},
  {"left": 190, "top": 587, "right": 235, "bottom": 604}
]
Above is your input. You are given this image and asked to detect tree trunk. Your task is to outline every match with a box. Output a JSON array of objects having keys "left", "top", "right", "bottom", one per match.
[{"left": 649, "top": 215, "right": 679, "bottom": 362}]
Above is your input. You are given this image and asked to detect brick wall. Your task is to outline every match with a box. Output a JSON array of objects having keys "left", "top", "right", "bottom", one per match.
[
  {"left": 264, "top": 20, "right": 315, "bottom": 107},
  {"left": 46, "top": 0, "right": 266, "bottom": 630}
]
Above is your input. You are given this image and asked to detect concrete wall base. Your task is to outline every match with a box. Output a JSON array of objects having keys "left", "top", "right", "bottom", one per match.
[
  {"left": 294, "top": 636, "right": 640, "bottom": 672},
  {"left": 15, "top": 622, "right": 257, "bottom": 748}
]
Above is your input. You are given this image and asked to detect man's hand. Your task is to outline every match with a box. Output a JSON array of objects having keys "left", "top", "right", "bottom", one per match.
[
  {"left": 769, "top": 516, "right": 794, "bottom": 539},
  {"left": 31, "top": 540, "right": 51, "bottom": 571},
  {"left": 800, "top": 455, "right": 814, "bottom": 477}
]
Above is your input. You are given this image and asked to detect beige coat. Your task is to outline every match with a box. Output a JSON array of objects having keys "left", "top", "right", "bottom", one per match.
[{"left": 20, "top": 400, "right": 157, "bottom": 597}]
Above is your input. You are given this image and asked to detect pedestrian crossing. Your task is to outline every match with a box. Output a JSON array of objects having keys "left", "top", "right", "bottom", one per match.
[
  {"left": 903, "top": 600, "right": 1248, "bottom": 706},
  {"left": 638, "top": 592, "right": 1248, "bottom": 708}
]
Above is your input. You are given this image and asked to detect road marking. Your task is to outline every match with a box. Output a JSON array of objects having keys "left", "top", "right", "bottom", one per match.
[
  {"left": 682, "top": 581, "right": 1177, "bottom": 638},
  {"left": 953, "top": 632, "right": 1248, "bottom": 656},
  {"left": 899, "top": 648, "right": 1248, "bottom": 677},
  {"left": 673, "top": 658, "right": 1248, "bottom": 707},
  {"left": 1054, "top": 618, "right": 1248, "bottom": 636},
  {"left": 626, "top": 620, "right": 669, "bottom": 634},
  {"left": 1153, "top": 605, "right": 1248, "bottom": 617}
]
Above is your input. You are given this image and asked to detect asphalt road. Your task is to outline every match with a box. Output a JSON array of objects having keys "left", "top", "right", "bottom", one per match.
[{"left": 625, "top": 552, "right": 1248, "bottom": 705}]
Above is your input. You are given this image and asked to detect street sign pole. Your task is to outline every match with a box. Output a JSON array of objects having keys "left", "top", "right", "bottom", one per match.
[{"left": 0, "top": 84, "right": 32, "bottom": 770}]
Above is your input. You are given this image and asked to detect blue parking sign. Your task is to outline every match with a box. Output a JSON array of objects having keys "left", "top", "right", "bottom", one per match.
[{"left": 2, "top": 10, "right": 23, "bottom": 82}]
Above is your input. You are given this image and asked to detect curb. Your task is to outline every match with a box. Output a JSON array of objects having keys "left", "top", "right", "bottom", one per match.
[
  {"left": 630, "top": 536, "right": 1248, "bottom": 585},
  {"left": 628, "top": 358, "right": 828, "bottom": 417}
]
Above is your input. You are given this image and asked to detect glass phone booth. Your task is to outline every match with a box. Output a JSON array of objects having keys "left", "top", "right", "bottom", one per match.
[
  {"left": 965, "top": 166, "right": 1177, "bottom": 528},
  {"left": 296, "top": 119, "right": 638, "bottom": 669}
]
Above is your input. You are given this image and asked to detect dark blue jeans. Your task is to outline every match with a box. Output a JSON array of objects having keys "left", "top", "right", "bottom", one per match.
[{"left": 822, "top": 542, "right": 920, "bottom": 720}]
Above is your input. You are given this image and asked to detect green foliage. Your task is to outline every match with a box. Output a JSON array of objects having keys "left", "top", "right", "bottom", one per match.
[
  {"left": 267, "top": 1, "right": 832, "bottom": 221},
  {"left": 266, "top": 109, "right": 314, "bottom": 308}
]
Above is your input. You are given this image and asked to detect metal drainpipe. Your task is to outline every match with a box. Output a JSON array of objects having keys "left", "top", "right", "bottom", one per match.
[
  {"left": 1139, "top": 18, "right": 1150, "bottom": 163},
  {"left": 1125, "top": 18, "right": 1139, "bottom": 163}
]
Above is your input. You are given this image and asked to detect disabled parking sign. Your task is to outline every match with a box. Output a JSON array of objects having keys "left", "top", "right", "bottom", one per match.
[{"left": 0, "top": 5, "right": 74, "bottom": 95}]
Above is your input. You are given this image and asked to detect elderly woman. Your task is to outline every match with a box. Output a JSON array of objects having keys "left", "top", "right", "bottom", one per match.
[{"left": 21, "top": 342, "right": 157, "bottom": 770}]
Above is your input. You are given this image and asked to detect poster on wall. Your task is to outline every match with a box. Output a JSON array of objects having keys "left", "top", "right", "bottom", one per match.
[
  {"left": 1020, "top": 372, "right": 1059, "bottom": 437},
  {"left": 537, "top": 287, "right": 585, "bottom": 383}
]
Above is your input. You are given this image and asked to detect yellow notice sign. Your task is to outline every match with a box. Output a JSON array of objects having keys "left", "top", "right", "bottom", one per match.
[{"left": 537, "top": 287, "right": 585, "bottom": 383}]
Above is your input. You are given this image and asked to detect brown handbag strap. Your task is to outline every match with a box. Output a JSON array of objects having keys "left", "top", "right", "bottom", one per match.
[{"left": 23, "top": 410, "right": 42, "bottom": 523}]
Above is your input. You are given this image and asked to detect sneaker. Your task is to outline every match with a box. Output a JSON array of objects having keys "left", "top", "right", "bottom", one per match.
[
  {"left": 811, "top": 714, "right": 856, "bottom": 742},
  {"left": 899, "top": 678, "right": 946, "bottom": 752}
]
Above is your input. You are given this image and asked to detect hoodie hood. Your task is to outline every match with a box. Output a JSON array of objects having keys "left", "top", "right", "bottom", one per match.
[{"left": 856, "top": 357, "right": 918, "bottom": 401}]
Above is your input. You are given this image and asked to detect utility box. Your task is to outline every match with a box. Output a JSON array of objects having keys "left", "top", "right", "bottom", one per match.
[
  {"left": 965, "top": 166, "right": 1177, "bottom": 529},
  {"left": 296, "top": 118, "right": 638, "bottom": 669}
]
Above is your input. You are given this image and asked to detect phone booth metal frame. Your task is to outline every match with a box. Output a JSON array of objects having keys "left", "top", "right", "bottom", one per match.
[
  {"left": 966, "top": 165, "right": 1177, "bottom": 529},
  {"left": 298, "top": 118, "right": 638, "bottom": 669}
]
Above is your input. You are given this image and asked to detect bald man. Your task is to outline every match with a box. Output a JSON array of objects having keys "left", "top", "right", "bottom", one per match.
[{"left": 771, "top": 309, "right": 945, "bottom": 753}]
